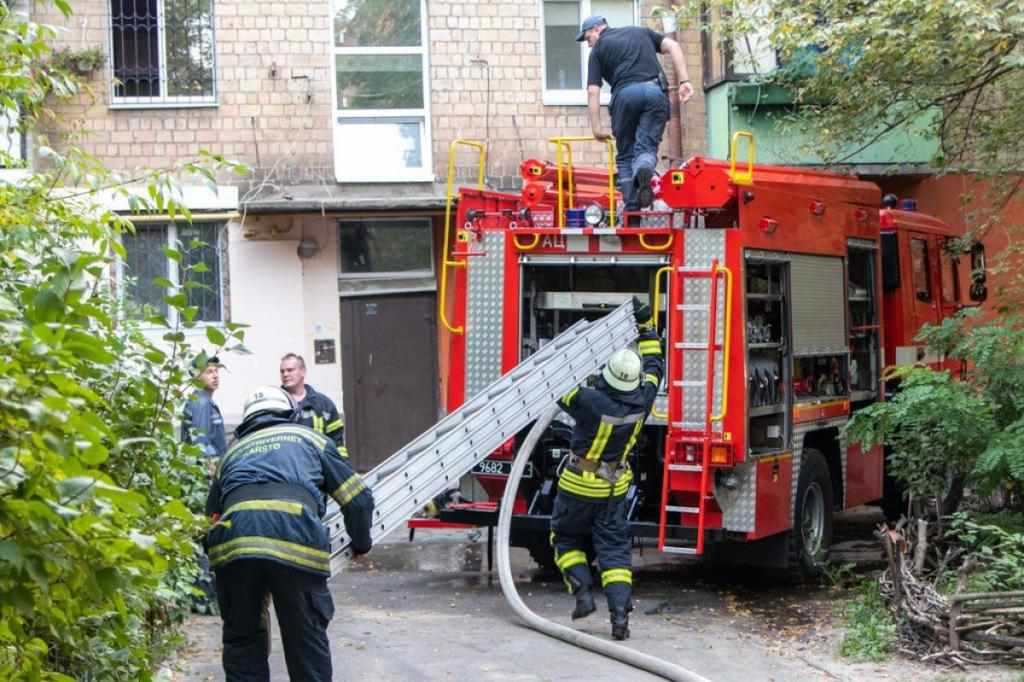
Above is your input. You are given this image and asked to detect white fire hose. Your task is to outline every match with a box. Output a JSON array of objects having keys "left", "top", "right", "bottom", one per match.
[{"left": 496, "top": 403, "right": 712, "bottom": 682}]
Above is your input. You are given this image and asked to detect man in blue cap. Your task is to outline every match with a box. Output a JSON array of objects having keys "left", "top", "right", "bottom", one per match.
[{"left": 577, "top": 15, "right": 693, "bottom": 212}]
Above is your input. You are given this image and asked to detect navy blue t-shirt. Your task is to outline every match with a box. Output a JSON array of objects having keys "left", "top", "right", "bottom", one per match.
[{"left": 587, "top": 26, "right": 666, "bottom": 93}]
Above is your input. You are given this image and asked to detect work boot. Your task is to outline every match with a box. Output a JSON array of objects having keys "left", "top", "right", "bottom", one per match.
[
  {"left": 634, "top": 168, "right": 654, "bottom": 209},
  {"left": 571, "top": 589, "right": 596, "bottom": 620},
  {"left": 610, "top": 607, "right": 630, "bottom": 640}
]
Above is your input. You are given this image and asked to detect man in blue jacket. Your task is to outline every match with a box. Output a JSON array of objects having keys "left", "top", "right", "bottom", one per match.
[
  {"left": 551, "top": 302, "right": 664, "bottom": 641},
  {"left": 206, "top": 385, "right": 374, "bottom": 681},
  {"left": 182, "top": 353, "right": 227, "bottom": 467}
]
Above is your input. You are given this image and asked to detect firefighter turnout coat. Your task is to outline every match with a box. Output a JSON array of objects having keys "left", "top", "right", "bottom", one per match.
[
  {"left": 556, "top": 329, "right": 665, "bottom": 499},
  {"left": 292, "top": 384, "right": 346, "bottom": 450},
  {"left": 205, "top": 415, "right": 373, "bottom": 576}
]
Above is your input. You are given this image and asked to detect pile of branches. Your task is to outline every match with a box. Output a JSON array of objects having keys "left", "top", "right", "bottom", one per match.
[{"left": 877, "top": 519, "right": 1024, "bottom": 667}]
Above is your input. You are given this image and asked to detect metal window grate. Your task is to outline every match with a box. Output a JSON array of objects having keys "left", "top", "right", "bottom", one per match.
[
  {"left": 179, "top": 223, "right": 222, "bottom": 322},
  {"left": 123, "top": 224, "right": 169, "bottom": 316},
  {"left": 111, "top": 0, "right": 161, "bottom": 98}
]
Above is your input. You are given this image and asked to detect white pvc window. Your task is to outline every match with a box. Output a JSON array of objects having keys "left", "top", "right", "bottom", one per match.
[
  {"left": 541, "top": 0, "right": 637, "bottom": 106},
  {"left": 331, "top": 0, "right": 432, "bottom": 182}
]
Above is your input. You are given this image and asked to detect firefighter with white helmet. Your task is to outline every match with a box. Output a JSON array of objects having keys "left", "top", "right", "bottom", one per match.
[
  {"left": 205, "top": 385, "right": 374, "bottom": 681},
  {"left": 551, "top": 298, "right": 665, "bottom": 640}
]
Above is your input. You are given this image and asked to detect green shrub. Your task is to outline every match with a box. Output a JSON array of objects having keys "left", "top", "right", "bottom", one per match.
[{"left": 839, "top": 579, "right": 896, "bottom": 662}]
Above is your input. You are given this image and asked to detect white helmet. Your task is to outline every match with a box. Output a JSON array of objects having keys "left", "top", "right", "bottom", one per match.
[
  {"left": 242, "top": 385, "right": 294, "bottom": 421},
  {"left": 602, "top": 348, "right": 642, "bottom": 392}
]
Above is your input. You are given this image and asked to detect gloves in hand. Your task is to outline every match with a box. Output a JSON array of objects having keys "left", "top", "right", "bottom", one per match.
[{"left": 632, "top": 296, "right": 654, "bottom": 329}]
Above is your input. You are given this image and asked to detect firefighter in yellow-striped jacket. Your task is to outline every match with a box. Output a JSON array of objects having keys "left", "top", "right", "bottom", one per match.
[
  {"left": 551, "top": 301, "right": 663, "bottom": 641},
  {"left": 205, "top": 385, "right": 373, "bottom": 681},
  {"left": 279, "top": 353, "right": 347, "bottom": 452}
]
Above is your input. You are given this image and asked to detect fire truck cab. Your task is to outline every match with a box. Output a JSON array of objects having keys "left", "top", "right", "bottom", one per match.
[{"left": 433, "top": 135, "right": 974, "bottom": 578}]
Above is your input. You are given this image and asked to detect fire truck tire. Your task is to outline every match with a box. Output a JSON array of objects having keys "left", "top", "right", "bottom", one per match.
[{"left": 788, "top": 449, "right": 833, "bottom": 580}]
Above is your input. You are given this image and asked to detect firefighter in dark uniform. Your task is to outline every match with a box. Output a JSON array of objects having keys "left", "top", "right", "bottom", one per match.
[
  {"left": 551, "top": 302, "right": 663, "bottom": 641},
  {"left": 205, "top": 385, "right": 374, "bottom": 681},
  {"left": 279, "top": 352, "right": 346, "bottom": 451}
]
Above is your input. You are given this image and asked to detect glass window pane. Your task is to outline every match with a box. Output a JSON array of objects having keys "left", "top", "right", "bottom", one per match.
[
  {"left": 335, "top": 118, "right": 424, "bottom": 173},
  {"left": 123, "top": 225, "right": 169, "bottom": 316},
  {"left": 592, "top": 0, "right": 633, "bottom": 29},
  {"left": 110, "top": 0, "right": 161, "bottom": 98},
  {"left": 334, "top": 0, "right": 421, "bottom": 47},
  {"left": 940, "top": 254, "right": 958, "bottom": 304},
  {"left": 544, "top": 1, "right": 581, "bottom": 90},
  {"left": 911, "top": 238, "right": 931, "bottom": 302},
  {"left": 335, "top": 54, "right": 424, "bottom": 110},
  {"left": 339, "top": 219, "right": 432, "bottom": 275},
  {"left": 178, "top": 223, "right": 222, "bottom": 322},
  {"left": 164, "top": 0, "right": 216, "bottom": 98}
]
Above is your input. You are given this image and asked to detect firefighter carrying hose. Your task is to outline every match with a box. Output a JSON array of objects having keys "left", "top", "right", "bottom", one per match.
[
  {"left": 551, "top": 299, "right": 664, "bottom": 641},
  {"left": 205, "top": 385, "right": 374, "bottom": 681}
]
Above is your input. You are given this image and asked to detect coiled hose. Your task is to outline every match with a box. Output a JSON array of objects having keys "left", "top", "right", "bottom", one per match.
[{"left": 495, "top": 403, "right": 712, "bottom": 682}]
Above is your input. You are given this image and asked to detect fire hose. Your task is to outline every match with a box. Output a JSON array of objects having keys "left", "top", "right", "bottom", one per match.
[{"left": 496, "top": 402, "right": 712, "bottom": 682}]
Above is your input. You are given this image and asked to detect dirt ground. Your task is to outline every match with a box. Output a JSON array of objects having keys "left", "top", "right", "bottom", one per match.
[{"left": 162, "top": 507, "right": 1023, "bottom": 681}]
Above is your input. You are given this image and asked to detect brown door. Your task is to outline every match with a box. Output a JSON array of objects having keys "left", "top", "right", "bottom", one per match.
[
  {"left": 340, "top": 293, "right": 438, "bottom": 471},
  {"left": 906, "top": 233, "right": 941, "bottom": 331}
]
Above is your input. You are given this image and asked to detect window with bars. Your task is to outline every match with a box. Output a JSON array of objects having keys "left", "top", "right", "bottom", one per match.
[
  {"left": 109, "top": 0, "right": 216, "bottom": 107},
  {"left": 121, "top": 222, "right": 224, "bottom": 322}
]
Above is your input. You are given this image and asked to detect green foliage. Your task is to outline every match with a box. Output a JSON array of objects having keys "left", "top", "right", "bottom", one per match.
[
  {"left": 49, "top": 47, "right": 106, "bottom": 77},
  {"left": 0, "top": 4, "right": 247, "bottom": 679},
  {"left": 945, "top": 512, "right": 1024, "bottom": 593},
  {"left": 667, "top": 0, "right": 1024, "bottom": 176},
  {"left": 839, "top": 579, "right": 895, "bottom": 662},
  {"left": 845, "top": 313, "right": 1024, "bottom": 508}
]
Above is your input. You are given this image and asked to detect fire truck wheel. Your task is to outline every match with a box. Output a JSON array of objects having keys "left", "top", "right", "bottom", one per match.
[{"left": 789, "top": 449, "right": 834, "bottom": 580}]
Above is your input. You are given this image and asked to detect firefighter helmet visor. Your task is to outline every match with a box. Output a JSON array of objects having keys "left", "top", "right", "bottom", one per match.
[{"left": 602, "top": 348, "right": 642, "bottom": 391}]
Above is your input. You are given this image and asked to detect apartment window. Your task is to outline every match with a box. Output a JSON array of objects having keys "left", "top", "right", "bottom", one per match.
[
  {"left": 338, "top": 218, "right": 433, "bottom": 277},
  {"left": 121, "top": 222, "right": 224, "bottom": 322},
  {"left": 701, "top": 3, "right": 778, "bottom": 86},
  {"left": 332, "top": 0, "right": 432, "bottom": 182},
  {"left": 109, "top": 0, "right": 216, "bottom": 108},
  {"left": 542, "top": 0, "right": 638, "bottom": 106}
]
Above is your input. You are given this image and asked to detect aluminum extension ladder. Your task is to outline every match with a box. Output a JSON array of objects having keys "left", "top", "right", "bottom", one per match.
[{"left": 324, "top": 300, "right": 638, "bottom": 574}]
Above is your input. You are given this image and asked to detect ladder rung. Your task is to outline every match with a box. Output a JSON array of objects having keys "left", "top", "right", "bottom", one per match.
[
  {"left": 668, "top": 464, "right": 703, "bottom": 472},
  {"left": 661, "top": 546, "right": 699, "bottom": 555},
  {"left": 672, "top": 380, "right": 705, "bottom": 388},
  {"left": 671, "top": 421, "right": 706, "bottom": 430},
  {"left": 665, "top": 505, "right": 700, "bottom": 514},
  {"left": 674, "top": 342, "right": 713, "bottom": 350},
  {"left": 676, "top": 304, "right": 710, "bottom": 311}
]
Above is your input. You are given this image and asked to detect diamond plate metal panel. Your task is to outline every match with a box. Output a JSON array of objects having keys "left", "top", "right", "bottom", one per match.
[
  {"left": 684, "top": 230, "right": 725, "bottom": 268},
  {"left": 681, "top": 231, "right": 727, "bottom": 423},
  {"left": 465, "top": 232, "right": 506, "bottom": 399},
  {"left": 790, "top": 254, "right": 846, "bottom": 356},
  {"left": 717, "top": 461, "right": 757, "bottom": 532}
]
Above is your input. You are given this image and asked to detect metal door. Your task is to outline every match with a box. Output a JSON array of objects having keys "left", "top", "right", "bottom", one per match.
[{"left": 340, "top": 293, "right": 438, "bottom": 471}]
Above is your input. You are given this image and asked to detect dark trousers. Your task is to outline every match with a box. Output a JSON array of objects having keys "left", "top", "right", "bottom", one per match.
[
  {"left": 550, "top": 491, "right": 633, "bottom": 612},
  {"left": 215, "top": 560, "right": 335, "bottom": 682},
  {"left": 610, "top": 80, "right": 669, "bottom": 210}
]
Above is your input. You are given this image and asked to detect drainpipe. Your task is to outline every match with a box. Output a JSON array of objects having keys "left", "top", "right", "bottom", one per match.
[{"left": 661, "top": 1, "right": 685, "bottom": 165}]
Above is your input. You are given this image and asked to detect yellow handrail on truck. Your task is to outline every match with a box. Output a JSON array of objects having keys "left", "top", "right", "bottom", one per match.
[
  {"left": 440, "top": 139, "right": 487, "bottom": 335},
  {"left": 548, "top": 136, "right": 616, "bottom": 228}
]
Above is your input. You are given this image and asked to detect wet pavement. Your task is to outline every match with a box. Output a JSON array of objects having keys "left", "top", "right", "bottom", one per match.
[{"left": 165, "top": 508, "right": 1022, "bottom": 681}]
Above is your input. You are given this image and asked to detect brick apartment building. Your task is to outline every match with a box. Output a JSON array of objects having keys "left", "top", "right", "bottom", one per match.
[{"left": 7, "top": 0, "right": 706, "bottom": 468}]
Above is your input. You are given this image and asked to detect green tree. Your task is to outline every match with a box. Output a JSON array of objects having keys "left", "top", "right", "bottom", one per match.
[{"left": 0, "top": 3, "right": 246, "bottom": 679}]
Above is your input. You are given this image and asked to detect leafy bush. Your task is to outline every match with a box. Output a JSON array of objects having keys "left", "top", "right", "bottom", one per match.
[
  {"left": 0, "top": 3, "right": 245, "bottom": 679},
  {"left": 944, "top": 513, "right": 1024, "bottom": 593},
  {"left": 845, "top": 312, "right": 1024, "bottom": 511}
]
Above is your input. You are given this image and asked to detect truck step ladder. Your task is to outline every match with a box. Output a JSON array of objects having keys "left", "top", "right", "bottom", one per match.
[
  {"left": 657, "top": 259, "right": 732, "bottom": 557},
  {"left": 324, "top": 301, "right": 638, "bottom": 574}
]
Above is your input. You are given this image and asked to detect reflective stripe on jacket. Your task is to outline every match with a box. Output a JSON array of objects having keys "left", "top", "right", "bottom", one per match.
[{"left": 205, "top": 420, "right": 373, "bottom": 576}]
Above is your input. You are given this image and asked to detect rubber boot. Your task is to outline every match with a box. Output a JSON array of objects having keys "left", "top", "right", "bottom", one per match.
[
  {"left": 610, "top": 607, "right": 630, "bottom": 640},
  {"left": 571, "top": 589, "right": 596, "bottom": 620}
]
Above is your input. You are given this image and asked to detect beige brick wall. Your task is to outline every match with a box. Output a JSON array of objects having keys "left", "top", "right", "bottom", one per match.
[{"left": 38, "top": 0, "right": 705, "bottom": 189}]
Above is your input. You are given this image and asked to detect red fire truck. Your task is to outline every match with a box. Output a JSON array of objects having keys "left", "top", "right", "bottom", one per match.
[{"left": 431, "top": 135, "right": 984, "bottom": 578}]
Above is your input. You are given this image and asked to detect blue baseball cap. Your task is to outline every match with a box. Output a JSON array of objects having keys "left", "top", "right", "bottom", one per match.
[{"left": 576, "top": 15, "right": 606, "bottom": 41}]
